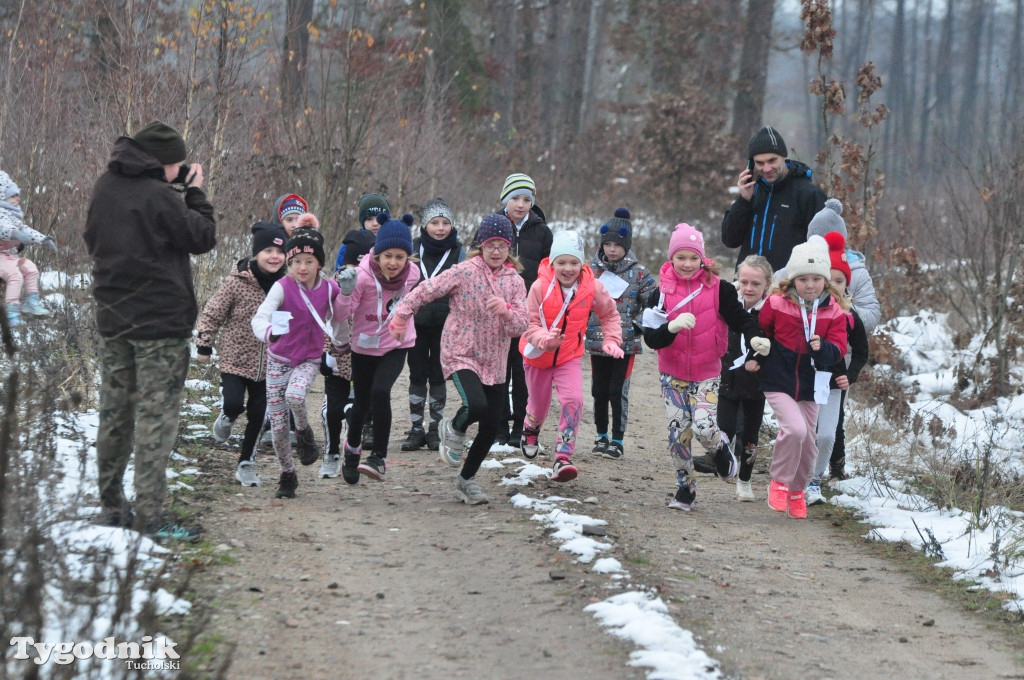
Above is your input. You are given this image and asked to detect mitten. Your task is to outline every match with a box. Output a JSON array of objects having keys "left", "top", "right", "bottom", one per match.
[
  {"left": 336, "top": 268, "right": 358, "bottom": 295},
  {"left": 750, "top": 337, "right": 771, "bottom": 356},
  {"left": 601, "top": 341, "right": 625, "bottom": 359},
  {"left": 667, "top": 312, "right": 696, "bottom": 333},
  {"left": 41, "top": 237, "right": 57, "bottom": 255},
  {"left": 539, "top": 329, "right": 562, "bottom": 351},
  {"left": 388, "top": 315, "right": 409, "bottom": 342},
  {"left": 485, "top": 296, "right": 509, "bottom": 319}
]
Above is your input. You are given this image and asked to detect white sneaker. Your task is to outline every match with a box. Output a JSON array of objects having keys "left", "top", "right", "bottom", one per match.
[
  {"left": 455, "top": 475, "right": 489, "bottom": 505},
  {"left": 438, "top": 417, "right": 465, "bottom": 466},
  {"left": 212, "top": 413, "right": 234, "bottom": 443},
  {"left": 234, "top": 461, "right": 260, "bottom": 487},
  {"left": 320, "top": 453, "right": 341, "bottom": 479},
  {"left": 736, "top": 479, "right": 755, "bottom": 502},
  {"left": 805, "top": 483, "right": 825, "bottom": 506}
]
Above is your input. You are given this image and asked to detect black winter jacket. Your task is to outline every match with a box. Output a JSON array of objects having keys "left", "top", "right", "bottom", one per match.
[
  {"left": 720, "top": 159, "right": 826, "bottom": 272},
  {"left": 411, "top": 237, "right": 464, "bottom": 328},
  {"left": 503, "top": 205, "right": 552, "bottom": 293},
  {"left": 84, "top": 138, "right": 216, "bottom": 340},
  {"left": 719, "top": 299, "right": 765, "bottom": 402}
]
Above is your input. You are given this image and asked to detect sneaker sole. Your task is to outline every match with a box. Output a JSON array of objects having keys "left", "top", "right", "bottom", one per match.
[
  {"left": 235, "top": 475, "right": 261, "bottom": 487},
  {"left": 357, "top": 464, "right": 385, "bottom": 481},
  {"left": 598, "top": 451, "right": 622, "bottom": 460},
  {"left": 455, "top": 490, "right": 489, "bottom": 505},
  {"left": 549, "top": 465, "right": 578, "bottom": 482},
  {"left": 668, "top": 500, "right": 694, "bottom": 511},
  {"left": 341, "top": 470, "right": 361, "bottom": 485},
  {"left": 320, "top": 463, "right": 340, "bottom": 479}
]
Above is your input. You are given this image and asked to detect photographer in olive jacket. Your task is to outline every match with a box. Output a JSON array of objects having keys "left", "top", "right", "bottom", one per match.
[
  {"left": 720, "top": 126, "right": 826, "bottom": 272},
  {"left": 84, "top": 121, "right": 216, "bottom": 539}
]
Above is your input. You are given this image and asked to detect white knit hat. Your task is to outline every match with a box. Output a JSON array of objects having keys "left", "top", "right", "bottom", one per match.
[
  {"left": 784, "top": 235, "right": 831, "bottom": 280},
  {"left": 549, "top": 230, "right": 585, "bottom": 263}
]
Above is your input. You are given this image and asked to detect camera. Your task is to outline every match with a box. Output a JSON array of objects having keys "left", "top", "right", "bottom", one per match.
[{"left": 174, "top": 163, "right": 192, "bottom": 186}]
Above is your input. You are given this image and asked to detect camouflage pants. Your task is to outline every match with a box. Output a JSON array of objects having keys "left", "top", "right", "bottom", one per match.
[{"left": 96, "top": 336, "right": 190, "bottom": 529}]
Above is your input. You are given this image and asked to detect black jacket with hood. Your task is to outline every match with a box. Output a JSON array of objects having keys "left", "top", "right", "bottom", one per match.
[
  {"left": 720, "top": 159, "right": 826, "bottom": 272},
  {"left": 84, "top": 137, "right": 216, "bottom": 340},
  {"left": 499, "top": 204, "right": 552, "bottom": 293}
]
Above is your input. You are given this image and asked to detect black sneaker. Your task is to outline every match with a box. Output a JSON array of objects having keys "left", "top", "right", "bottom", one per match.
[
  {"left": 601, "top": 440, "right": 624, "bottom": 460},
  {"left": 342, "top": 445, "right": 361, "bottom": 485},
  {"left": 712, "top": 441, "right": 738, "bottom": 480},
  {"left": 669, "top": 486, "right": 695, "bottom": 511},
  {"left": 401, "top": 428, "right": 427, "bottom": 451},
  {"left": 358, "top": 454, "right": 386, "bottom": 481},
  {"left": 275, "top": 471, "right": 299, "bottom": 498},
  {"left": 361, "top": 421, "right": 374, "bottom": 450},
  {"left": 830, "top": 464, "right": 850, "bottom": 481},
  {"left": 494, "top": 429, "right": 510, "bottom": 446},
  {"left": 425, "top": 427, "right": 441, "bottom": 451},
  {"left": 592, "top": 436, "right": 610, "bottom": 454},
  {"left": 692, "top": 453, "right": 717, "bottom": 474},
  {"left": 295, "top": 426, "right": 319, "bottom": 466}
]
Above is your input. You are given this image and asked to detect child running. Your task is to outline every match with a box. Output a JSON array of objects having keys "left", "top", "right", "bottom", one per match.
[
  {"left": 251, "top": 224, "right": 349, "bottom": 498},
  {"left": 197, "top": 222, "right": 287, "bottom": 487},
  {"left": 401, "top": 198, "right": 464, "bottom": 452},
  {"left": 333, "top": 213, "right": 420, "bottom": 483},
  {"left": 584, "top": 208, "right": 656, "bottom": 460},
  {"left": 641, "top": 223, "right": 766, "bottom": 511},
  {"left": 749, "top": 236, "right": 848, "bottom": 519},
  {"left": 389, "top": 214, "right": 528, "bottom": 504},
  {"left": 519, "top": 230, "right": 623, "bottom": 482},
  {"left": 803, "top": 232, "right": 869, "bottom": 506},
  {"left": 717, "top": 255, "right": 773, "bottom": 501}
]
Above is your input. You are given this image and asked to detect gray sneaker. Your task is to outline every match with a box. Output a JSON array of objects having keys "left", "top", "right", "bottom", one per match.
[
  {"left": 235, "top": 461, "right": 260, "bottom": 487},
  {"left": 320, "top": 453, "right": 341, "bottom": 479},
  {"left": 438, "top": 417, "right": 465, "bottom": 466},
  {"left": 455, "top": 475, "right": 489, "bottom": 505},
  {"left": 212, "top": 413, "right": 234, "bottom": 443}
]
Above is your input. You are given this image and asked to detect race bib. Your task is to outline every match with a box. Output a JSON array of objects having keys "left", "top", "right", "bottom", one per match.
[
  {"left": 813, "top": 371, "right": 832, "bottom": 405},
  {"left": 641, "top": 307, "right": 668, "bottom": 329},
  {"left": 357, "top": 332, "right": 381, "bottom": 349}
]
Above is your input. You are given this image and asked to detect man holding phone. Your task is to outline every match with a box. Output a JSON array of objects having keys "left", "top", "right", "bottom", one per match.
[
  {"left": 720, "top": 126, "right": 825, "bottom": 272},
  {"left": 84, "top": 121, "right": 216, "bottom": 539}
]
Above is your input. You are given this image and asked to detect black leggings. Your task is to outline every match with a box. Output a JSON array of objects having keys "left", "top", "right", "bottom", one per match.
[
  {"left": 321, "top": 374, "right": 352, "bottom": 457},
  {"left": 451, "top": 370, "right": 507, "bottom": 480},
  {"left": 501, "top": 338, "right": 527, "bottom": 434},
  {"left": 221, "top": 372, "right": 266, "bottom": 464},
  {"left": 716, "top": 394, "right": 765, "bottom": 482},
  {"left": 346, "top": 349, "right": 408, "bottom": 457},
  {"left": 590, "top": 354, "right": 635, "bottom": 440}
]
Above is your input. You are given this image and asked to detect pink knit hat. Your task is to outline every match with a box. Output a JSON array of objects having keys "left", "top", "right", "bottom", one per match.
[{"left": 669, "top": 223, "right": 706, "bottom": 259}]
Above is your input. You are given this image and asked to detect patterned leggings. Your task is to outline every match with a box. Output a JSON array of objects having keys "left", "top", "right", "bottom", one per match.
[
  {"left": 660, "top": 373, "right": 726, "bottom": 493},
  {"left": 266, "top": 357, "right": 318, "bottom": 473}
]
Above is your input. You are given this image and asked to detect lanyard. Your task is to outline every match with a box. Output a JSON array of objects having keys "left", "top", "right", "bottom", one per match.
[
  {"left": 371, "top": 275, "right": 402, "bottom": 333},
  {"left": 538, "top": 277, "right": 578, "bottom": 331},
  {"left": 800, "top": 297, "right": 821, "bottom": 368},
  {"left": 418, "top": 246, "right": 451, "bottom": 280},
  {"left": 657, "top": 285, "right": 702, "bottom": 315},
  {"left": 297, "top": 282, "right": 334, "bottom": 339}
]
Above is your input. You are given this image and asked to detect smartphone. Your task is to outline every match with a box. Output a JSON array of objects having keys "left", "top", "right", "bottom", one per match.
[{"left": 745, "top": 158, "right": 756, "bottom": 184}]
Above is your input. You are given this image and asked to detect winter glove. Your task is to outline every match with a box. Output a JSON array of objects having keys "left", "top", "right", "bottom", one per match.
[
  {"left": 41, "top": 237, "right": 57, "bottom": 255},
  {"left": 601, "top": 341, "right": 625, "bottom": 359},
  {"left": 388, "top": 314, "right": 409, "bottom": 343},
  {"left": 539, "top": 328, "right": 562, "bottom": 351},
  {"left": 320, "top": 352, "right": 335, "bottom": 377},
  {"left": 485, "top": 295, "right": 510, "bottom": 319},
  {"left": 750, "top": 337, "right": 771, "bottom": 356},
  {"left": 667, "top": 312, "right": 696, "bottom": 333},
  {"left": 336, "top": 267, "right": 358, "bottom": 296}
]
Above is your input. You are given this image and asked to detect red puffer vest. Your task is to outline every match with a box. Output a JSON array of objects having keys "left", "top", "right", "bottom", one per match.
[
  {"left": 656, "top": 261, "right": 727, "bottom": 382},
  {"left": 521, "top": 259, "right": 596, "bottom": 369}
]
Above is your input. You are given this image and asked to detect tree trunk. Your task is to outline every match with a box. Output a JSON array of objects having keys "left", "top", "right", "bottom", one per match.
[
  {"left": 578, "top": 0, "right": 603, "bottom": 135},
  {"left": 955, "top": 0, "right": 986, "bottom": 156},
  {"left": 731, "top": 0, "right": 776, "bottom": 138},
  {"left": 282, "top": 0, "right": 313, "bottom": 109},
  {"left": 917, "top": 0, "right": 935, "bottom": 171},
  {"left": 491, "top": 0, "right": 517, "bottom": 137},
  {"left": 933, "top": 0, "right": 955, "bottom": 141},
  {"left": 883, "top": 0, "right": 906, "bottom": 181},
  {"left": 1002, "top": 0, "right": 1023, "bottom": 145}
]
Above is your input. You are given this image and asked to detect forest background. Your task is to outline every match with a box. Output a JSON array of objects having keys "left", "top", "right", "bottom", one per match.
[{"left": 0, "top": 0, "right": 1022, "bottom": 400}]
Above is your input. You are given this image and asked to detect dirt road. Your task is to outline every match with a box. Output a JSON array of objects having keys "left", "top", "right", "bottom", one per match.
[{"left": 187, "top": 351, "right": 1024, "bottom": 679}]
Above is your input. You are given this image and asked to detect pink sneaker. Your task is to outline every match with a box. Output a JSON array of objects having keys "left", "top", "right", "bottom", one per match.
[
  {"left": 787, "top": 491, "right": 807, "bottom": 519},
  {"left": 550, "top": 459, "right": 578, "bottom": 482},
  {"left": 767, "top": 479, "right": 788, "bottom": 512}
]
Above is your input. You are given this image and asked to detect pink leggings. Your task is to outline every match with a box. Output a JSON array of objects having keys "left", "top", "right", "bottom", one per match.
[
  {"left": 764, "top": 391, "right": 820, "bottom": 490},
  {"left": 0, "top": 253, "right": 39, "bottom": 304},
  {"left": 523, "top": 358, "right": 583, "bottom": 460},
  {"left": 266, "top": 357, "right": 318, "bottom": 473}
]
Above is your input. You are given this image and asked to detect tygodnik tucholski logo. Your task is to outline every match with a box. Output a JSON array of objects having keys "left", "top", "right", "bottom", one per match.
[{"left": 10, "top": 635, "right": 180, "bottom": 669}]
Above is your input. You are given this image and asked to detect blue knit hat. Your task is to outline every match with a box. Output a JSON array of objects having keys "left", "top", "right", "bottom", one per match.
[
  {"left": 474, "top": 214, "right": 514, "bottom": 246},
  {"left": 374, "top": 212, "right": 414, "bottom": 254}
]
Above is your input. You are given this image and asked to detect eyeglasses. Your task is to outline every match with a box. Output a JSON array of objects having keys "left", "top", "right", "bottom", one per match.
[{"left": 481, "top": 243, "right": 510, "bottom": 253}]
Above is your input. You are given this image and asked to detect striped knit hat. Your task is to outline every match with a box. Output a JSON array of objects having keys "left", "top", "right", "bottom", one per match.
[{"left": 499, "top": 173, "right": 536, "bottom": 205}]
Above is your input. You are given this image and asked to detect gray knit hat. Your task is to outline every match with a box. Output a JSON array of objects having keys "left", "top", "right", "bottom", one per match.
[
  {"left": 807, "top": 198, "right": 847, "bottom": 239},
  {"left": 420, "top": 197, "right": 454, "bottom": 231},
  {"left": 599, "top": 207, "right": 632, "bottom": 252}
]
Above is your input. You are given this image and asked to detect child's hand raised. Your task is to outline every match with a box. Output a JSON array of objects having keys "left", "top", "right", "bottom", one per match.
[
  {"left": 485, "top": 296, "right": 510, "bottom": 319},
  {"left": 809, "top": 334, "right": 821, "bottom": 351}
]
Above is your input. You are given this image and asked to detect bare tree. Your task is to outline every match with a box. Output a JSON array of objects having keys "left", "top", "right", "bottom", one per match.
[
  {"left": 731, "top": 0, "right": 776, "bottom": 138},
  {"left": 282, "top": 0, "right": 314, "bottom": 107}
]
